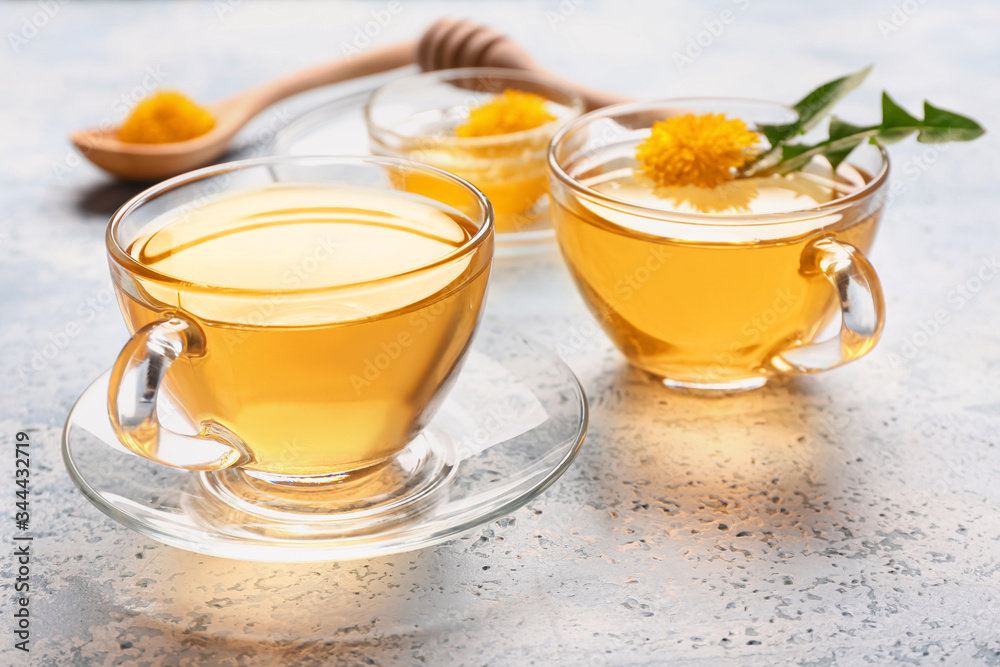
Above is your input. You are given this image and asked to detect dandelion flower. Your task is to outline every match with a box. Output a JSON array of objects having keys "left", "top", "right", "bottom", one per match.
[{"left": 635, "top": 113, "right": 760, "bottom": 189}]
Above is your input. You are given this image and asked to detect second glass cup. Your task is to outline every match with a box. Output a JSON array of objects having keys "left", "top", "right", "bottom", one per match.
[{"left": 548, "top": 99, "right": 888, "bottom": 393}]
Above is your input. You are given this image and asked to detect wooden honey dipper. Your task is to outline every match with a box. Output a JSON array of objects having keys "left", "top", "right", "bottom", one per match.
[
  {"left": 71, "top": 19, "right": 628, "bottom": 181},
  {"left": 416, "top": 18, "right": 628, "bottom": 111}
]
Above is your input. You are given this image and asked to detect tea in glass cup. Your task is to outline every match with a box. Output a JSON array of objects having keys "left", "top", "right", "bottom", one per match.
[
  {"left": 365, "top": 68, "right": 584, "bottom": 237},
  {"left": 106, "top": 156, "right": 493, "bottom": 484},
  {"left": 549, "top": 100, "right": 887, "bottom": 392}
]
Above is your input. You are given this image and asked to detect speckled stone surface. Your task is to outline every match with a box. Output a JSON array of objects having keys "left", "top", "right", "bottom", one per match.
[{"left": 2, "top": 1, "right": 999, "bottom": 665}]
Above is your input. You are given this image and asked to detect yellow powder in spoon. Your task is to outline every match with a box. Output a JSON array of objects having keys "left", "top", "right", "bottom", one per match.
[{"left": 117, "top": 90, "right": 215, "bottom": 144}]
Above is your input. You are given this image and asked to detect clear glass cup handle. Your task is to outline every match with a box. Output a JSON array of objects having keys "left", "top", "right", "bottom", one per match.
[
  {"left": 770, "top": 236, "right": 886, "bottom": 375},
  {"left": 107, "top": 316, "right": 255, "bottom": 471}
]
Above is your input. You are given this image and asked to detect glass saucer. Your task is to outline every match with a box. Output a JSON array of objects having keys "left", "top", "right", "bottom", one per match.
[
  {"left": 62, "top": 326, "right": 587, "bottom": 562},
  {"left": 267, "top": 89, "right": 558, "bottom": 257}
]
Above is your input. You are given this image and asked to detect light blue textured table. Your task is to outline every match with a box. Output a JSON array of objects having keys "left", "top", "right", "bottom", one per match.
[{"left": 2, "top": 1, "right": 999, "bottom": 665}]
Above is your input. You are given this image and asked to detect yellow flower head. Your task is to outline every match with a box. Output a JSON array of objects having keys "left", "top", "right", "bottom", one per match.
[
  {"left": 635, "top": 113, "right": 760, "bottom": 189},
  {"left": 117, "top": 91, "right": 215, "bottom": 144},
  {"left": 456, "top": 89, "right": 557, "bottom": 138}
]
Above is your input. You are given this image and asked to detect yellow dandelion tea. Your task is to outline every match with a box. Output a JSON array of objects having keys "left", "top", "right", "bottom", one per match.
[
  {"left": 117, "top": 91, "right": 215, "bottom": 144},
  {"left": 455, "top": 89, "right": 557, "bottom": 138},
  {"left": 634, "top": 113, "right": 760, "bottom": 189}
]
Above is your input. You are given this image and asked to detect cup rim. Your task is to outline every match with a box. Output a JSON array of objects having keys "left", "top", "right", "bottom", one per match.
[
  {"left": 547, "top": 97, "right": 891, "bottom": 226},
  {"left": 364, "top": 66, "right": 586, "bottom": 148},
  {"left": 106, "top": 155, "right": 494, "bottom": 294}
]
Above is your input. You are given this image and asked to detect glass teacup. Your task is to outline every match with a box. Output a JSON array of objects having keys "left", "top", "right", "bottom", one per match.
[
  {"left": 106, "top": 156, "right": 493, "bottom": 485},
  {"left": 548, "top": 99, "right": 888, "bottom": 393}
]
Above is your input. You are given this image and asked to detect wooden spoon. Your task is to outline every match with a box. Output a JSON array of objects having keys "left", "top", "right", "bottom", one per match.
[
  {"left": 70, "top": 43, "right": 415, "bottom": 181},
  {"left": 72, "top": 19, "right": 628, "bottom": 181}
]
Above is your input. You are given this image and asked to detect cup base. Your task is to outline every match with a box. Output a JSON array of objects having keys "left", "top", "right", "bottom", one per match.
[
  {"left": 659, "top": 375, "right": 769, "bottom": 395},
  {"left": 242, "top": 459, "right": 393, "bottom": 489},
  {"left": 189, "top": 436, "right": 455, "bottom": 539}
]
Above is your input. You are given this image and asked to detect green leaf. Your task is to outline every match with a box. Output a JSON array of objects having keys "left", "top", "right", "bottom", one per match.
[
  {"left": 873, "top": 128, "right": 917, "bottom": 145},
  {"left": 745, "top": 66, "right": 872, "bottom": 173},
  {"left": 740, "top": 68, "right": 985, "bottom": 178},
  {"left": 881, "top": 92, "right": 920, "bottom": 129},
  {"left": 918, "top": 101, "right": 986, "bottom": 143},
  {"left": 773, "top": 133, "right": 877, "bottom": 175},
  {"left": 780, "top": 144, "right": 813, "bottom": 161},
  {"left": 760, "top": 66, "right": 872, "bottom": 145},
  {"left": 791, "top": 66, "right": 874, "bottom": 134},
  {"left": 829, "top": 116, "right": 869, "bottom": 141},
  {"left": 758, "top": 124, "right": 792, "bottom": 148},
  {"left": 825, "top": 139, "right": 865, "bottom": 170},
  {"left": 764, "top": 93, "right": 985, "bottom": 175}
]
